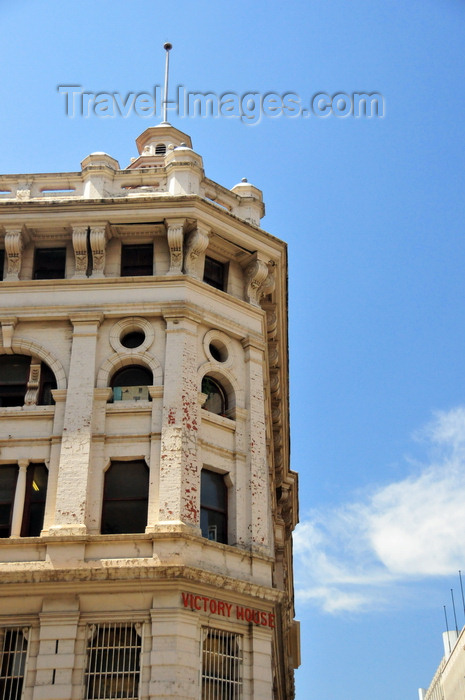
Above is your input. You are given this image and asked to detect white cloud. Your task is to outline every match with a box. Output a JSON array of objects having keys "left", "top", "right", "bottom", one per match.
[{"left": 294, "top": 406, "right": 465, "bottom": 613}]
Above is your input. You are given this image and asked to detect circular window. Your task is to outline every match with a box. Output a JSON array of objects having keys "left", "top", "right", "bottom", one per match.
[
  {"left": 209, "top": 340, "right": 228, "bottom": 363},
  {"left": 121, "top": 330, "right": 145, "bottom": 349}
]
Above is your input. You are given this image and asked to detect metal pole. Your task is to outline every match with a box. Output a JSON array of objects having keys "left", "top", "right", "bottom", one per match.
[{"left": 162, "top": 42, "right": 172, "bottom": 124}]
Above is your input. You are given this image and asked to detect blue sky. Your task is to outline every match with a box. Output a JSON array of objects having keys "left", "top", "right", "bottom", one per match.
[{"left": 2, "top": 1, "right": 465, "bottom": 698}]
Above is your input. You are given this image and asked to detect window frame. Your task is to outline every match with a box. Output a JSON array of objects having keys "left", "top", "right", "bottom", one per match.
[
  {"left": 83, "top": 622, "right": 142, "bottom": 700},
  {"left": 33, "top": 246, "right": 67, "bottom": 280},
  {"left": 101, "top": 460, "right": 149, "bottom": 535},
  {"left": 120, "top": 243, "right": 154, "bottom": 277},
  {"left": 203, "top": 256, "right": 227, "bottom": 291},
  {"left": 201, "top": 627, "right": 243, "bottom": 700},
  {"left": 200, "top": 469, "right": 228, "bottom": 544}
]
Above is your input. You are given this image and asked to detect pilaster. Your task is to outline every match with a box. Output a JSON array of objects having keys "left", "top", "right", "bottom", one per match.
[
  {"left": 158, "top": 313, "right": 201, "bottom": 530},
  {"left": 49, "top": 314, "right": 102, "bottom": 536}
]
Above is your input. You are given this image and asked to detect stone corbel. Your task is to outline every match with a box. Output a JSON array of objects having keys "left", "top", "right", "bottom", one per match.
[
  {"left": 244, "top": 254, "right": 269, "bottom": 306},
  {"left": 72, "top": 225, "right": 89, "bottom": 278},
  {"left": 89, "top": 225, "right": 109, "bottom": 277},
  {"left": 260, "top": 261, "right": 276, "bottom": 299},
  {"left": 4, "top": 228, "right": 27, "bottom": 281},
  {"left": 0, "top": 316, "right": 17, "bottom": 353},
  {"left": 184, "top": 223, "right": 210, "bottom": 280},
  {"left": 165, "top": 219, "right": 185, "bottom": 275},
  {"left": 24, "top": 363, "right": 41, "bottom": 405}
]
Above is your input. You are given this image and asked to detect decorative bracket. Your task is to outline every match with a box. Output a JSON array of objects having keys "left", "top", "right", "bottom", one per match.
[
  {"left": 184, "top": 223, "right": 210, "bottom": 280},
  {"left": 72, "top": 225, "right": 88, "bottom": 278},
  {"left": 244, "top": 255, "right": 269, "bottom": 306},
  {"left": 90, "top": 225, "right": 108, "bottom": 277},
  {"left": 165, "top": 219, "right": 185, "bottom": 275}
]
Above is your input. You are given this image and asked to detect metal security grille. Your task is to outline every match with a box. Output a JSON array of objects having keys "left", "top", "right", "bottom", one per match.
[
  {"left": 0, "top": 627, "right": 28, "bottom": 700},
  {"left": 202, "top": 628, "right": 242, "bottom": 700},
  {"left": 84, "top": 623, "right": 141, "bottom": 700}
]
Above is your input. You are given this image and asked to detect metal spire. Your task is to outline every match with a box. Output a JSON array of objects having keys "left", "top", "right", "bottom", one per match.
[{"left": 161, "top": 42, "right": 172, "bottom": 125}]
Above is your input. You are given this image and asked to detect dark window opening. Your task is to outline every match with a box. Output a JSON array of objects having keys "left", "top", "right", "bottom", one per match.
[
  {"left": 200, "top": 469, "right": 227, "bottom": 544},
  {"left": 0, "top": 466, "right": 18, "bottom": 538},
  {"left": 121, "top": 244, "right": 153, "bottom": 277},
  {"left": 111, "top": 365, "right": 152, "bottom": 402},
  {"left": 0, "top": 249, "right": 4, "bottom": 281},
  {"left": 120, "top": 331, "right": 145, "bottom": 349},
  {"left": 155, "top": 143, "right": 166, "bottom": 155},
  {"left": 202, "top": 628, "right": 242, "bottom": 699},
  {"left": 101, "top": 460, "right": 149, "bottom": 534},
  {"left": 0, "top": 355, "right": 56, "bottom": 407},
  {"left": 203, "top": 257, "right": 226, "bottom": 291},
  {"left": 33, "top": 247, "right": 66, "bottom": 280},
  {"left": 202, "top": 376, "right": 227, "bottom": 416},
  {"left": 21, "top": 463, "right": 48, "bottom": 537}
]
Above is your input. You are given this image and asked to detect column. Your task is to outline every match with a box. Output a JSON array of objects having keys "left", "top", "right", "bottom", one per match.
[
  {"left": 33, "top": 597, "right": 79, "bottom": 700},
  {"left": 149, "top": 608, "right": 199, "bottom": 699},
  {"left": 10, "top": 460, "right": 28, "bottom": 536},
  {"left": 49, "top": 313, "right": 102, "bottom": 535},
  {"left": 242, "top": 336, "right": 272, "bottom": 554},
  {"left": 250, "top": 626, "right": 274, "bottom": 699},
  {"left": 157, "top": 312, "right": 201, "bottom": 531}
]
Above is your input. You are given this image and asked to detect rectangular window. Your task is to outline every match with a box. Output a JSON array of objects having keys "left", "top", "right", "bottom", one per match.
[
  {"left": 84, "top": 622, "right": 141, "bottom": 700},
  {"left": 21, "top": 464, "right": 48, "bottom": 537},
  {"left": 33, "top": 247, "right": 67, "bottom": 280},
  {"left": 203, "top": 257, "right": 226, "bottom": 291},
  {"left": 0, "top": 627, "right": 28, "bottom": 700},
  {"left": 200, "top": 469, "right": 227, "bottom": 544},
  {"left": 0, "top": 466, "right": 18, "bottom": 538},
  {"left": 202, "top": 628, "right": 242, "bottom": 700},
  {"left": 0, "top": 249, "right": 4, "bottom": 281},
  {"left": 121, "top": 244, "right": 153, "bottom": 276}
]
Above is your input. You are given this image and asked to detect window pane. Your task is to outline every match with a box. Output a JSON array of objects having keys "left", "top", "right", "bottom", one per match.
[
  {"left": 34, "top": 248, "right": 66, "bottom": 280},
  {"left": 102, "top": 461, "right": 149, "bottom": 534},
  {"left": 200, "top": 508, "right": 227, "bottom": 543},
  {"left": 201, "top": 471, "right": 226, "bottom": 510},
  {"left": 121, "top": 244, "right": 153, "bottom": 276},
  {"left": 22, "top": 464, "right": 48, "bottom": 537},
  {"left": 104, "top": 462, "right": 149, "bottom": 499},
  {"left": 0, "top": 355, "right": 30, "bottom": 384},
  {"left": 204, "top": 257, "right": 225, "bottom": 290},
  {"left": 0, "top": 627, "right": 28, "bottom": 700},
  {"left": 0, "top": 466, "right": 17, "bottom": 537}
]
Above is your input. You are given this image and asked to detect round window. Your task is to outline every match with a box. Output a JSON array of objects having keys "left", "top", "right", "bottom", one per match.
[
  {"left": 209, "top": 340, "right": 228, "bottom": 363},
  {"left": 121, "top": 330, "right": 146, "bottom": 349}
]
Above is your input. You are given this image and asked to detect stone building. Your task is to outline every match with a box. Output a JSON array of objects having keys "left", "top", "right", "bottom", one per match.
[
  {"left": 0, "top": 122, "right": 300, "bottom": 699},
  {"left": 419, "top": 628, "right": 465, "bottom": 700}
]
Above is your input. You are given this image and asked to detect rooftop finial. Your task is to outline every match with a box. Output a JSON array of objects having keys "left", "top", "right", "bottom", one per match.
[{"left": 162, "top": 42, "right": 172, "bottom": 125}]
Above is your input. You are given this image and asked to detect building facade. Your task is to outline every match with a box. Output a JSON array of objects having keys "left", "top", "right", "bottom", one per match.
[
  {"left": 419, "top": 629, "right": 465, "bottom": 700},
  {"left": 0, "top": 123, "right": 299, "bottom": 699}
]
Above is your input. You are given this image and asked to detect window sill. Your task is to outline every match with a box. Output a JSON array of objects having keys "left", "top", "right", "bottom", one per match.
[
  {"left": 201, "top": 409, "right": 236, "bottom": 430},
  {"left": 0, "top": 405, "right": 55, "bottom": 417}
]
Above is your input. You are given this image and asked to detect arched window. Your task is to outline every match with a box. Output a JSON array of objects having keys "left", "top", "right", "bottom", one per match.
[
  {"left": 200, "top": 469, "right": 227, "bottom": 544},
  {"left": 101, "top": 460, "right": 149, "bottom": 534},
  {"left": 0, "top": 355, "right": 56, "bottom": 407},
  {"left": 155, "top": 143, "right": 166, "bottom": 155},
  {"left": 201, "top": 376, "right": 227, "bottom": 416},
  {"left": 111, "top": 365, "right": 152, "bottom": 402}
]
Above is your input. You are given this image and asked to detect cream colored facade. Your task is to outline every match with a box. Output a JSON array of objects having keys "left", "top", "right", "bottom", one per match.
[
  {"left": 0, "top": 124, "right": 299, "bottom": 699},
  {"left": 420, "top": 629, "right": 465, "bottom": 700}
]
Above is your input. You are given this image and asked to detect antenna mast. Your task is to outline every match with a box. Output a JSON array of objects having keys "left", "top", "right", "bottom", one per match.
[{"left": 162, "top": 42, "right": 172, "bottom": 124}]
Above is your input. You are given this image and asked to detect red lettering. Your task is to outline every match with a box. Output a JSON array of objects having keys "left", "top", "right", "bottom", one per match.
[
  {"left": 236, "top": 605, "right": 245, "bottom": 621},
  {"left": 181, "top": 592, "right": 191, "bottom": 608},
  {"left": 202, "top": 596, "right": 209, "bottom": 611},
  {"left": 217, "top": 601, "right": 225, "bottom": 616},
  {"left": 209, "top": 599, "right": 217, "bottom": 614},
  {"left": 194, "top": 596, "right": 202, "bottom": 611},
  {"left": 268, "top": 613, "right": 275, "bottom": 629},
  {"left": 225, "top": 603, "right": 232, "bottom": 617},
  {"left": 260, "top": 612, "right": 267, "bottom": 626}
]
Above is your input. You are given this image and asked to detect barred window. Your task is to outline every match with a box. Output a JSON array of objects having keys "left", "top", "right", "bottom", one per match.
[
  {"left": 0, "top": 627, "right": 28, "bottom": 700},
  {"left": 84, "top": 622, "right": 142, "bottom": 700},
  {"left": 202, "top": 628, "right": 242, "bottom": 700}
]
